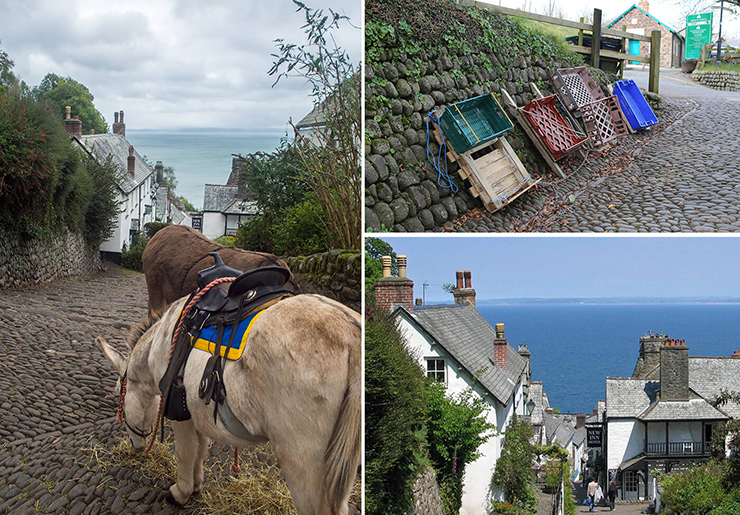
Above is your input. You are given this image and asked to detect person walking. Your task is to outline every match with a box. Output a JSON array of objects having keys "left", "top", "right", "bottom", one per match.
[
  {"left": 607, "top": 480, "right": 618, "bottom": 511},
  {"left": 587, "top": 478, "right": 599, "bottom": 512}
]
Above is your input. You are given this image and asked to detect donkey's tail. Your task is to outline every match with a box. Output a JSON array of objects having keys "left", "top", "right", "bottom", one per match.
[{"left": 323, "top": 328, "right": 361, "bottom": 513}]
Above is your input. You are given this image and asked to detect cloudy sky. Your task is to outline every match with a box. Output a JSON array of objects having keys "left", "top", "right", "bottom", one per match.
[
  {"left": 0, "top": 0, "right": 362, "bottom": 131},
  {"left": 376, "top": 236, "right": 740, "bottom": 302}
]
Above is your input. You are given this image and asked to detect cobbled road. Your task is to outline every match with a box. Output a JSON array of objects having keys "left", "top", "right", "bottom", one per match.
[
  {"left": 0, "top": 266, "right": 360, "bottom": 514},
  {"left": 442, "top": 69, "right": 740, "bottom": 233}
]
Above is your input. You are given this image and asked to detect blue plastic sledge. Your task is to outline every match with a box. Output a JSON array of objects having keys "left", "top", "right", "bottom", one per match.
[{"left": 612, "top": 79, "right": 658, "bottom": 130}]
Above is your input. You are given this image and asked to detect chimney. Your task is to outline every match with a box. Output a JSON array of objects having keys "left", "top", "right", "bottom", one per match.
[
  {"left": 63, "top": 106, "right": 82, "bottom": 139},
  {"left": 732, "top": 350, "right": 740, "bottom": 358},
  {"left": 576, "top": 413, "right": 587, "bottom": 429},
  {"left": 638, "top": 0, "right": 649, "bottom": 12},
  {"left": 493, "top": 322, "right": 508, "bottom": 372},
  {"left": 374, "top": 254, "right": 414, "bottom": 312},
  {"left": 128, "top": 145, "right": 136, "bottom": 177},
  {"left": 660, "top": 338, "right": 689, "bottom": 400},
  {"left": 545, "top": 407, "right": 554, "bottom": 415},
  {"left": 112, "top": 109, "right": 126, "bottom": 136},
  {"left": 155, "top": 161, "right": 164, "bottom": 184},
  {"left": 452, "top": 270, "right": 476, "bottom": 306}
]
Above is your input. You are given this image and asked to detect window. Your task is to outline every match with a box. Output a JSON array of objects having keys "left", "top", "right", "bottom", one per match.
[{"left": 427, "top": 358, "right": 446, "bottom": 383}]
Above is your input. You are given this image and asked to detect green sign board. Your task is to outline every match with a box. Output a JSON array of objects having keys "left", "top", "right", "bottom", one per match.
[{"left": 685, "top": 12, "right": 713, "bottom": 59}]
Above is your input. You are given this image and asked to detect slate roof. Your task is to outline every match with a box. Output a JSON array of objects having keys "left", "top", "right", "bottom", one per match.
[
  {"left": 223, "top": 199, "right": 258, "bottom": 216},
  {"left": 607, "top": 5, "right": 683, "bottom": 38},
  {"left": 638, "top": 399, "right": 728, "bottom": 421},
  {"left": 79, "top": 134, "right": 153, "bottom": 193},
  {"left": 395, "top": 304, "right": 527, "bottom": 405},
  {"left": 203, "top": 185, "right": 239, "bottom": 212},
  {"left": 294, "top": 102, "right": 326, "bottom": 130},
  {"left": 689, "top": 357, "right": 740, "bottom": 419},
  {"left": 606, "top": 378, "right": 659, "bottom": 418}
]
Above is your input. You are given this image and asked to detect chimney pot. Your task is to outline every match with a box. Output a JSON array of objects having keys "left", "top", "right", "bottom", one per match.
[
  {"left": 127, "top": 145, "right": 136, "bottom": 177},
  {"left": 65, "top": 106, "right": 71, "bottom": 120},
  {"left": 456, "top": 271, "right": 463, "bottom": 289},
  {"left": 381, "top": 256, "right": 392, "bottom": 278},
  {"left": 120, "top": 110, "right": 124, "bottom": 123},
  {"left": 114, "top": 112, "right": 119, "bottom": 123},
  {"left": 732, "top": 350, "right": 740, "bottom": 358},
  {"left": 398, "top": 255, "right": 407, "bottom": 278},
  {"left": 495, "top": 323, "right": 505, "bottom": 339},
  {"left": 464, "top": 270, "right": 472, "bottom": 289}
]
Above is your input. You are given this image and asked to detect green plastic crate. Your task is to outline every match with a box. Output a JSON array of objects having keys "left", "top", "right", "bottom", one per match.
[{"left": 438, "top": 94, "right": 513, "bottom": 154}]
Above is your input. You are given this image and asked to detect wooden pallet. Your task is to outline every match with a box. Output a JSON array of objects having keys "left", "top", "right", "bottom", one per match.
[{"left": 433, "top": 127, "right": 539, "bottom": 213}]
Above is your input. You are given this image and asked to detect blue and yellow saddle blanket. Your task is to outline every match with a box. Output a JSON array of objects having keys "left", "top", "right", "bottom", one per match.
[{"left": 190, "top": 309, "right": 265, "bottom": 361}]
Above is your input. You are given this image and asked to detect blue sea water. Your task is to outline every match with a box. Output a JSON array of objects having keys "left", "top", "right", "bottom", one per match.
[
  {"left": 125, "top": 130, "right": 285, "bottom": 210},
  {"left": 476, "top": 303, "right": 740, "bottom": 415}
]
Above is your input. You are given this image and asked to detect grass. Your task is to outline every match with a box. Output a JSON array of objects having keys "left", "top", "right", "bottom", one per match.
[
  {"left": 698, "top": 62, "right": 740, "bottom": 72},
  {"left": 521, "top": 18, "right": 577, "bottom": 41}
]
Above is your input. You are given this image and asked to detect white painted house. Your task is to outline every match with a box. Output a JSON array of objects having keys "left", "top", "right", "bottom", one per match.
[
  {"left": 604, "top": 334, "right": 740, "bottom": 501},
  {"left": 376, "top": 260, "right": 531, "bottom": 515}
]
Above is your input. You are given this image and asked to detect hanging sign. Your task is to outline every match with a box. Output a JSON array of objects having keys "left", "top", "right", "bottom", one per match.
[{"left": 587, "top": 426, "right": 603, "bottom": 447}]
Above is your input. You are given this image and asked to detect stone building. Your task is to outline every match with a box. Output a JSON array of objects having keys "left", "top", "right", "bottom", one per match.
[
  {"left": 375, "top": 257, "right": 531, "bottom": 515},
  {"left": 607, "top": 1, "right": 684, "bottom": 68},
  {"left": 603, "top": 335, "right": 740, "bottom": 502}
]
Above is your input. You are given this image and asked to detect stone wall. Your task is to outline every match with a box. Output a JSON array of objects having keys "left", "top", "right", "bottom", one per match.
[
  {"left": 409, "top": 466, "right": 445, "bottom": 515},
  {"left": 284, "top": 250, "right": 361, "bottom": 313},
  {"left": 0, "top": 231, "right": 101, "bottom": 289},
  {"left": 692, "top": 69, "right": 740, "bottom": 91},
  {"left": 365, "top": 1, "right": 594, "bottom": 232}
]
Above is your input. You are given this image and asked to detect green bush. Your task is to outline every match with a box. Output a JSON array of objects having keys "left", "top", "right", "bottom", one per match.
[
  {"left": 365, "top": 306, "right": 428, "bottom": 515},
  {"left": 234, "top": 195, "right": 330, "bottom": 256},
  {"left": 490, "top": 416, "right": 537, "bottom": 514},
  {"left": 709, "top": 500, "right": 740, "bottom": 515},
  {"left": 144, "top": 222, "right": 170, "bottom": 239},
  {"left": 214, "top": 235, "right": 235, "bottom": 247},
  {"left": 121, "top": 233, "right": 147, "bottom": 272},
  {"left": 661, "top": 461, "right": 726, "bottom": 515},
  {"left": 426, "top": 382, "right": 495, "bottom": 515}
]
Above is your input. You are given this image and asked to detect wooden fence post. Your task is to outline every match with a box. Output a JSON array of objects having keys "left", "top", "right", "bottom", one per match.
[
  {"left": 592, "top": 9, "right": 602, "bottom": 70},
  {"left": 649, "top": 30, "right": 661, "bottom": 94},
  {"left": 578, "top": 17, "right": 584, "bottom": 46}
]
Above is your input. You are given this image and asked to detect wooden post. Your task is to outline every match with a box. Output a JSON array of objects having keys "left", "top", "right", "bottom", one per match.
[
  {"left": 649, "top": 30, "right": 661, "bottom": 94},
  {"left": 591, "top": 8, "right": 602, "bottom": 70},
  {"left": 578, "top": 17, "right": 584, "bottom": 47},
  {"left": 620, "top": 25, "right": 627, "bottom": 79}
]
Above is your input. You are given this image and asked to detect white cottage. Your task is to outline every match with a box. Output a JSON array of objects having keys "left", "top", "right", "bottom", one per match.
[
  {"left": 605, "top": 335, "right": 740, "bottom": 501},
  {"left": 375, "top": 258, "right": 531, "bottom": 515}
]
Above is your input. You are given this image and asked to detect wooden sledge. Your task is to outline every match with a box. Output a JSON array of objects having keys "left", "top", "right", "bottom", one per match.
[{"left": 432, "top": 126, "right": 539, "bottom": 213}]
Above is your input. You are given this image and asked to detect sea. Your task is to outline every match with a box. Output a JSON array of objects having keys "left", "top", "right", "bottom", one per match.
[
  {"left": 125, "top": 129, "right": 286, "bottom": 211},
  {"left": 476, "top": 302, "right": 740, "bottom": 415}
]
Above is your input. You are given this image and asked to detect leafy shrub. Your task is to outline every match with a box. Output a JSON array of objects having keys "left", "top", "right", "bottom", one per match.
[
  {"left": 121, "top": 233, "right": 147, "bottom": 272},
  {"left": 661, "top": 461, "right": 726, "bottom": 515},
  {"left": 490, "top": 416, "right": 537, "bottom": 514},
  {"left": 365, "top": 306, "right": 428, "bottom": 515},
  {"left": 144, "top": 222, "right": 170, "bottom": 239},
  {"left": 234, "top": 195, "right": 330, "bottom": 257},
  {"left": 709, "top": 500, "right": 740, "bottom": 515},
  {"left": 426, "top": 382, "right": 495, "bottom": 515},
  {"left": 214, "top": 235, "right": 235, "bottom": 247}
]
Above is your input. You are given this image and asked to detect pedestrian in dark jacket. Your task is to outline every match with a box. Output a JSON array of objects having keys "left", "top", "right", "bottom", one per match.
[{"left": 608, "top": 480, "right": 618, "bottom": 511}]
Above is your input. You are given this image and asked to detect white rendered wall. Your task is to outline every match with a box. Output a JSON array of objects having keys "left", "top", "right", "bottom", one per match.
[
  {"left": 202, "top": 212, "right": 226, "bottom": 240},
  {"left": 607, "top": 420, "right": 645, "bottom": 470},
  {"left": 397, "top": 315, "right": 518, "bottom": 515}
]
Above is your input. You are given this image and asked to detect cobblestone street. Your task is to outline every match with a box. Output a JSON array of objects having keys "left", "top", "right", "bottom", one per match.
[
  {"left": 443, "top": 70, "right": 740, "bottom": 233},
  {"left": 0, "top": 266, "right": 359, "bottom": 514}
]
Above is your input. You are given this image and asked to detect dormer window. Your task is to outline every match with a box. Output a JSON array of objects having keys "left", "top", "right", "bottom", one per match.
[{"left": 427, "top": 358, "right": 446, "bottom": 384}]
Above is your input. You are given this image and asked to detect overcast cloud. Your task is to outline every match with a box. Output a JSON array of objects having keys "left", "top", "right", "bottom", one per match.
[{"left": 0, "top": 0, "right": 362, "bottom": 131}]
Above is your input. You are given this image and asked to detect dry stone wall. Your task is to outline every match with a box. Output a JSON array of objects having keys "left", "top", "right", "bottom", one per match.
[
  {"left": 365, "top": 0, "right": 589, "bottom": 232},
  {"left": 409, "top": 466, "right": 445, "bottom": 515},
  {"left": 284, "top": 249, "right": 361, "bottom": 313},
  {"left": 692, "top": 69, "right": 740, "bottom": 91},
  {"left": 0, "top": 231, "right": 101, "bottom": 289}
]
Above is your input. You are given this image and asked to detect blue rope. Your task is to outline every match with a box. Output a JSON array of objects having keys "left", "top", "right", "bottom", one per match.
[{"left": 426, "top": 111, "right": 458, "bottom": 193}]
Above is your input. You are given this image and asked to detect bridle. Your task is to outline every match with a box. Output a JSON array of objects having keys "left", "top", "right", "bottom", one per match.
[{"left": 116, "top": 369, "right": 153, "bottom": 440}]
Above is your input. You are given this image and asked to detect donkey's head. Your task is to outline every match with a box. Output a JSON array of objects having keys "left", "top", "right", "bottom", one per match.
[{"left": 96, "top": 335, "right": 160, "bottom": 451}]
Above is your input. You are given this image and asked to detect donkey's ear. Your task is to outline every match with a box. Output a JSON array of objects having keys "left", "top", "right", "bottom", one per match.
[{"left": 95, "top": 337, "right": 127, "bottom": 375}]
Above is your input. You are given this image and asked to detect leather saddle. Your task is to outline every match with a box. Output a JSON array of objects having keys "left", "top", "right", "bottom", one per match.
[{"left": 158, "top": 251, "right": 295, "bottom": 428}]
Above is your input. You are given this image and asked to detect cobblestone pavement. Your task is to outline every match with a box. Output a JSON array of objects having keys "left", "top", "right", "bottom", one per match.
[
  {"left": 0, "top": 266, "right": 360, "bottom": 514},
  {"left": 569, "top": 481, "right": 650, "bottom": 515},
  {"left": 441, "top": 76, "right": 740, "bottom": 232}
]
